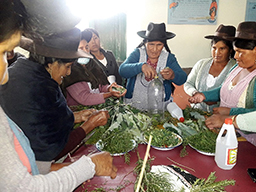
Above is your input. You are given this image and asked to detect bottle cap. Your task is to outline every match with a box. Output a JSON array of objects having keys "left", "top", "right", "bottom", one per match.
[
  {"left": 225, "top": 118, "right": 233, "bottom": 125},
  {"left": 179, "top": 117, "right": 185, "bottom": 122}
]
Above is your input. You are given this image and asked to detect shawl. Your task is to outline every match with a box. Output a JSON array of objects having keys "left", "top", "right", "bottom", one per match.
[
  {"left": 61, "top": 59, "right": 109, "bottom": 97},
  {"left": 7, "top": 116, "right": 39, "bottom": 175},
  {"left": 0, "top": 58, "right": 74, "bottom": 161}
]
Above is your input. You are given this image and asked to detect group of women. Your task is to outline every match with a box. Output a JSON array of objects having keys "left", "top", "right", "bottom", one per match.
[
  {"left": 1, "top": 0, "right": 256, "bottom": 191},
  {"left": 186, "top": 22, "right": 256, "bottom": 146}
]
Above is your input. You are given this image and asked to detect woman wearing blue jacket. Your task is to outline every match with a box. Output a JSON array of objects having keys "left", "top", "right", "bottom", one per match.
[{"left": 119, "top": 22, "right": 187, "bottom": 111}]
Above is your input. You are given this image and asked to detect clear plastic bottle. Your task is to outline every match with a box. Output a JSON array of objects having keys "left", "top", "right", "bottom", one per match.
[
  {"left": 166, "top": 102, "right": 185, "bottom": 122},
  {"left": 215, "top": 118, "right": 238, "bottom": 170},
  {"left": 147, "top": 76, "right": 164, "bottom": 114}
]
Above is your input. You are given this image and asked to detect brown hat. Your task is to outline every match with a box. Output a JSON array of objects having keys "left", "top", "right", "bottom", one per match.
[
  {"left": 137, "top": 22, "right": 175, "bottom": 41},
  {"left": 20, "top": 0, "right": 81, "bottom": 35},
  {"left": 20, "top": 28, "right": 92, "bottom": 59},
  {"left": 228, "top": 21, "right": 256, "bottom": 41},
  {"left": 204, "top": 24, "right": 236, "bottom": 41}
]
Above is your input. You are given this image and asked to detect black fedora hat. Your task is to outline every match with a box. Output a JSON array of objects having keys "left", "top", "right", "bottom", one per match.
[
  {"left": 204, "top": 24, "right": 236, "bottom": 41},
  {"left": 227, "top": 21, "right": 256, "bottom": 41},
  {"left": 20, "top": 28, "right": 92, "bottom": 59},
  {"left": 137, "top": 22, "right": 175, "bottom": 41}
]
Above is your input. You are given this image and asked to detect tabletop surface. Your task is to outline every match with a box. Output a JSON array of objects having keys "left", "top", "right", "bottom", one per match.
[{"left": 65, "top": 141, "right": 256, "bottom": 192}]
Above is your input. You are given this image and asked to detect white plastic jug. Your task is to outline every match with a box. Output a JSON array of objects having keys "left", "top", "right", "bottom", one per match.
[
  {"left": 214, "top": 118, "right": 238, "bottom": 170},
  {"left": 166, "top": 102, "right": 184, "bottom": 122}
]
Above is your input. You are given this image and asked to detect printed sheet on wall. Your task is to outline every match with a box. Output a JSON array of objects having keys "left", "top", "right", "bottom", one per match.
[
  {"left": 168, "top": 0, "right": 219, "bottom": 25},
  {"left": 245, "top": 0, "right": 256, "bottom": 21}
]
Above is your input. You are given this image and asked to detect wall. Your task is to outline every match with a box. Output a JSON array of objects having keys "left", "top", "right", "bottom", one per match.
[{"left": 126, "top": 0, "right": 247, "bottom": 68}]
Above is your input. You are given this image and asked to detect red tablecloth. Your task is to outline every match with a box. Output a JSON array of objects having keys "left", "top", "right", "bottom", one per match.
[{"left": 65, "top": 141, "right": 256, "bottom": 192}]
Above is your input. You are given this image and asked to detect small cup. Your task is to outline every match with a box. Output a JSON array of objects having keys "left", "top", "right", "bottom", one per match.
[{"left": 107, "top": 75, "right": 116, "bottom": 84}]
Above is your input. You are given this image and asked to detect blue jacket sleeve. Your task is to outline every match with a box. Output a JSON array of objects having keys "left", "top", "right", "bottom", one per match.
[
  {"left": 119, "top": 49, "right": 145, "bottom": 78},
  {"left": 165, "top": 53, "right": 187, "bottom": 85},
  {"left": 202, "top": 86, "right": 221, "bottom": 102}
]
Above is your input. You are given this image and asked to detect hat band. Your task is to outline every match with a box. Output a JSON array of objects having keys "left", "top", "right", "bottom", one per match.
[
  {"left": 236, "top": 31, "right": 256, "bottom": 40},
  {"left": 214, "top": 32, "right": 230, "bottom": 37}
]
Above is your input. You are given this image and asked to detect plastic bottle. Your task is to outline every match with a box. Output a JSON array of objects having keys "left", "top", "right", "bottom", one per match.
[
  {"left": 147, "top": 76, "right": 164, "bottom": 115},
  {"left": 166, "top": 102, "right": 185, "bottom": 122},
  {"left": 214, "top": 118, "right": 238, "bottom": 170}
]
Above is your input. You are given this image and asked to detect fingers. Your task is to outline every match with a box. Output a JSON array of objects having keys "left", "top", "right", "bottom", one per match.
[
  {"left": 110, "top": 165, "right": 118, "bottom": 179},
  {"left": 160, "top": 68, "right": 174, "bottom": 80},
  {"left": 142, "top": 63, "right": 157, "bottom": 79}
]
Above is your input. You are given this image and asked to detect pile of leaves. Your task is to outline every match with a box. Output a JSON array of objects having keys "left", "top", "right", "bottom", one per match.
[
  {"left": 72, "top": 98, "right": 155, "bottom": 161},
  {"left": 144, "top": 129, "right": 181, "bottom": 148},
  {"left": 134, "top": 154, "right": 235, "bottom": 192}
]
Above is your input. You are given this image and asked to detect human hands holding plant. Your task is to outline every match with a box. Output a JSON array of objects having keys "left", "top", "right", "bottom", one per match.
[
  {"left": 80, "top": 110, "right": 109, "bottom": 134},
  {"left": 89, "top": 151, "right": 117, "bottom": 179}
]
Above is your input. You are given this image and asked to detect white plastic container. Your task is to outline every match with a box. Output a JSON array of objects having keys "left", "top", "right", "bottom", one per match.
[
  {"left": 166, "top": 102, "right": 184, "bottom": 122},
  {"left": 215, "top": 118, "right": 238, "bottom": 170}
]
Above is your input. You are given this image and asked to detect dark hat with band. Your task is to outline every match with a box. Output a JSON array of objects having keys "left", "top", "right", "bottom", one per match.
[
  {"left": 20, "top": 28, "right": 92, "bottom": 59},
  {"left": 137, "top": 22, "right": 175, "bottom": 41},
  {"left": 204, "top": 24, "right": 236, "bottom": 41},
  {"left": 20, "top": 0, "right": 81, "bottom": 35},
  {"left": 227, "top": 21, "right": 256, "bottom": 41}
]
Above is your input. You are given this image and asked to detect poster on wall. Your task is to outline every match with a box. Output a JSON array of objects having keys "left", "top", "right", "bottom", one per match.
[
  {"left": 168, "top": 0, "right": 219, "bottom": 25},
  {"left": 245, "top": 0, "right": 256, "bottom": 21}
]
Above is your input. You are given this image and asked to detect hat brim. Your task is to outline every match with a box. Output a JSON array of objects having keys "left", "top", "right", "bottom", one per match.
[
  {"left": 204, "top": 35, "right": 233, "bottom": 41},
  {"left": 20, "top": 36, "right": 93, "bottom": 59},
  {"left": 225, "top": 36, "right": 256, "bottom": 41},
  {"left": 137, "top": 30, "right": 176, "bottom": 40}
]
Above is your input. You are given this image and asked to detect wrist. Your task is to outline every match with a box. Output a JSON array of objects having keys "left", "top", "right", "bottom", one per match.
[{"left": 231, "top": 115, "right": 238, "bottom": 129}]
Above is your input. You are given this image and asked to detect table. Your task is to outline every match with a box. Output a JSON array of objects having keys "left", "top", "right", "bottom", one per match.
[{"left": 65, "top": 141, "right": 256, "bottom": 192}]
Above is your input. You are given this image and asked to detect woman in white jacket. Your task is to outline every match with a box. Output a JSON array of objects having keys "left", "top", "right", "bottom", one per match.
[{"left": 184, "top": 24, "right": 236, "bottom": 112}]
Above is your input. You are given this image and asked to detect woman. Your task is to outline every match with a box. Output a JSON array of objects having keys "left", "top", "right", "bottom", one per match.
[
  {"left": 0, "top": 28, "right": 112, "bottom": 173},
  {"left": 189, "top": 21, "right": 256, "bottom": 144},
  {"left": 119, "top": 22, "right": 187, "bottom": 111},
  {"left": 62, "top": 29, "right": 126, "bottom": 106},
  {"left": 86, "top": 28, "right": 123, "bottom": 85},
  {"left": 0, "top": 0, "right": 116, "bottom": 191},
  {"left": 184, "top": 24, "right": 236, "bottom": 112}
]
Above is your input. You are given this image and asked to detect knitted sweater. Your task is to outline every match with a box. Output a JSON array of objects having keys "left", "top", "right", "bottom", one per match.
[
  {"left": 0, "top": 107, "right": 95, "bottom": 192},
  {"left": 184, "top": 58, "right": 236, "bottom": 112}
]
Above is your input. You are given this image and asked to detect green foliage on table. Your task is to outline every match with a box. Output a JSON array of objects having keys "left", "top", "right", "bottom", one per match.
[
  {"left": 134, "top": 154, "right": 175, "bottom": 192},
  {"left": 191, "top": 172, "right": 235, "bottom": 192},
  {"left": 98, "top": 128, "right": 135, "bottom": 155},
  {"left": 144, "top": 129, "right": 180, "bottom": 148},
  {"left": 186, "top": 130, "right": 218, "bottom": 154},
  {"left": 134, "top": 153, "right": 235, "bottom": 192}
]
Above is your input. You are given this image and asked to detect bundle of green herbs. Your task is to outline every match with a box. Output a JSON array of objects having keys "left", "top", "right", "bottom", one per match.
[
  {"left": 144, "top": 129, "right": 181, "bottom": 148},
  {"left": 186, "top": 129, "right": 218, "bottom": 154},
  {"left": 134, "top": 153, "right": 235, "bottom": 192}
]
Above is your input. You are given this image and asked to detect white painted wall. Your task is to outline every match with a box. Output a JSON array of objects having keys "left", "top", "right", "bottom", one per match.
[{"left": 126, "top": 0, "right": 247, "bottom": 68}]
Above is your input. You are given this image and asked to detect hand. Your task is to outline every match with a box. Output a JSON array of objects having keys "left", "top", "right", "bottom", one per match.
[
  {"left": 160, "top": 67, "right": 174, "bottom": 80},
  {"left": 109, "top": 82, "right": 127, "bottom": 98},
  {"left": 74, "top": 109, "right": 97, "bottom": 123},
  {"left": 205, "top": 114, "right": 230, "bottom": 129},
  {"left": 141, "top": 63, "right": 157, "bottom": 80},
  {"left": 90, "top": 151, "right": 117, "bottom": 179},
  {"left": 50, "top": 162, "right": 71, "bottom": 172},
  {"left": 80, "top": 110, "right": 109, "bottom": 134},
  {"left": 188, "top": 92, "right": 206, "bottom": 103},
  {"left": 212, "top": 107, "right": 231, "bottom": 115}
]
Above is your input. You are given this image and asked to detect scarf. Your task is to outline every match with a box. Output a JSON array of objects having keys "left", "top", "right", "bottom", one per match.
[
  {"left": 7, "top": 116, "right": 39, "bottom": 175},
  {"left": 61, "top": 59, "right": 109, "bottom": 97}
]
